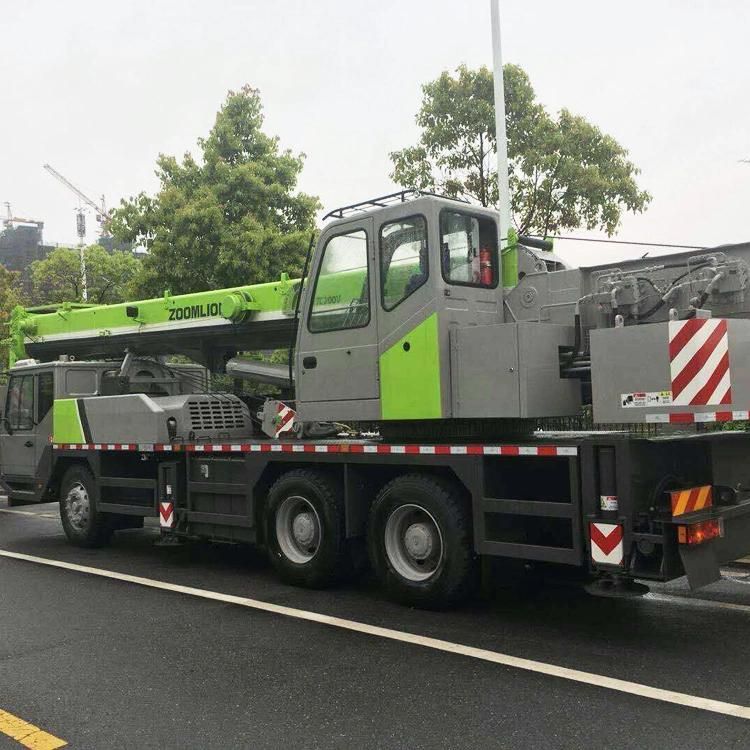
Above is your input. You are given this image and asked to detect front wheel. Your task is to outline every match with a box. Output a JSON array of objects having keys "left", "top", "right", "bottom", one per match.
[
  {"left": 266, "top": 469, "right": 351, "bottom": 588},
  {"left": 368, "top": 474, "right": 477, "bottom": 608},
  {"left": 59, "top": 465, "right": 112, "bottom": 547}
]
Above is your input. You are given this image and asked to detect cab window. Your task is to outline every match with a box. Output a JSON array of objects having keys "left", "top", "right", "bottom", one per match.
[
  {"left": 38, "top": 372, "right": 54, "bottom": 422},
  {"left": 6, "top": 375, "right": 34, "bottom": 431},
  {"left": 440, "top": 210, "right": 498, "bottom": 288},
  {"left": 308, "top": 228, "right": 370, "bottom": 333},
  {"left": 379, "top": 215, "right": 428, "bottom": 311}
]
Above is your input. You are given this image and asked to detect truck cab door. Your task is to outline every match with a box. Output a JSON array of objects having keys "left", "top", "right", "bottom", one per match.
[
  {"left": 0, "top": 370, "right": 55, "bottom": 501},
  {"left": 375, "top": 210, "right": 442, "bottom": 420},
  {"left": 296, "top": 218, "right": 380, "bottom": 421},
  {"left": 0, "top": 372, "right": 38, "bottom": 497}
]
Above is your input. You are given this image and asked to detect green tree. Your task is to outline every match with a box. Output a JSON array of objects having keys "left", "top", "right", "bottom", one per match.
[
  {"left": 390, "top": 64, "right": 650, "bottom": 237},
  {"left": 0, "top": 264, "right": 25, "bottom": 370},
  {"left": 30, "top": 245, "right": 141, "bottom": 305},
  {"left": 111, "top": 85, "right": 320, "bottom": 297}
]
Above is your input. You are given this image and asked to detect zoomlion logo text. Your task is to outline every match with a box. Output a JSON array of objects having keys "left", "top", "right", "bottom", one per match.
[{"left": 168, "top": 302, "right": 222, "bottom": 321}]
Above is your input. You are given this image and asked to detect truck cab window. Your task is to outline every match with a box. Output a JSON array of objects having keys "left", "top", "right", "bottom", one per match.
[
  {"left": 379, "top": 215, "right": 428, "bottom": 311},
  {"left": 440, "top": 210, "right": 498, "bottom": 288},
  {"left": 309, "top": 228, "right": 370, "bottom": 333},
  {"left": 37, "top": 372, "right": 54, "bottom": 422},
  {"left": 6, "top": 375, "right": 34, "bottom": 431}
]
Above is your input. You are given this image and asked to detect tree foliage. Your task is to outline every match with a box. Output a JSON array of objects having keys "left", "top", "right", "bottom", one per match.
[
  {"left": 111, "top": 86, "right": 320, "bottom": 297},
  {"left": 30, "top": 245, "right": 140, "bottom": 304},
  {"left": 390, "top": 64, "right": 651, "bottom": 237},
  {"left": 0, "top": 264, "right": 24, "bottom": 368}
]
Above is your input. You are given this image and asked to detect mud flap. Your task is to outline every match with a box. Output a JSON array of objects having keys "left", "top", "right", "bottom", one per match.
[{"left": 680, "top": 543, "right": 721, "bottom": 590}]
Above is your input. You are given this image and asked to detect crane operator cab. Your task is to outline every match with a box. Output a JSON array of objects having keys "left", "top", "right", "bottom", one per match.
[{"left": 294, "top": 192, "right": 579, "bottom": 426}]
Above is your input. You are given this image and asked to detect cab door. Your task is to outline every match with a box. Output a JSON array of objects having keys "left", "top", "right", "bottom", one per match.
[
  {"left": 375, "top": 210, "right": 441, "bottom": 420},
  {"left": 0, "top": 372, "right": 38, "bottom": 489},
  {"left": 0, "top": 370, "right": 55, "bottom": 495},
  {"left": 296, "top": 218, "right": 379, "bottom": 418}
]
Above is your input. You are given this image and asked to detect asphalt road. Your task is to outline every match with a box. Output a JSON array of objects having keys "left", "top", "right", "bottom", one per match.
[{"left": 2, "top": 500, "right": 750, "bottom": 749}]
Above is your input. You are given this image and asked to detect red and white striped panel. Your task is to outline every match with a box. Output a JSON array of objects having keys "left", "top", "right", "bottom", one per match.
[
  {"left": 646, "top": 410, "right": 750, "bottom": 425},
  {"left": 275, "top": 403, "right": 296, "bottom": 438},
  {"left": 669, "top": 318, "right": 732, "bottom": 407},
  {"left": 52, "top": 442, "right": 578, "bottom": 457}
]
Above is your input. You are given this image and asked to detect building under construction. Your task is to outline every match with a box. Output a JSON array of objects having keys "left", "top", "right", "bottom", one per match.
[
  {"left": 0, "top": 223, "right": 49, "bottom": 274},
  {"left": 0, "top": 201, "right": 132, "bottom": 293}
]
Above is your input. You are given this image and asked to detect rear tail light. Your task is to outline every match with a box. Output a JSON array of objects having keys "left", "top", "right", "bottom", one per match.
[{"left": 677, "top": 519, "right": 722, "bottom": 545}]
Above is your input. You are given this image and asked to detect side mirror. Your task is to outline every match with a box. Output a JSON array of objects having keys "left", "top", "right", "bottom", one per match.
[{"left": 2, "top": 416, "right": 13, "bottom": 435}]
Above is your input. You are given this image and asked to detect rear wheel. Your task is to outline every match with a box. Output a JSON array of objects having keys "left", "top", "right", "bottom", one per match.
[
  {"left": 266, "top": 469, "right": 350, "bottom": 588},
  {"left": 59, "top": 465, "right": 112, "bottom": 547},
  {"left": 368, "top": 474, "right": 477, "bottom": 608}
]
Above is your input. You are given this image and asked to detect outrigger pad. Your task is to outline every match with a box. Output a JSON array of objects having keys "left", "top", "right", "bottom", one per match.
[{"left": 584, "top": 575, "right": 650, "bottom": 598}]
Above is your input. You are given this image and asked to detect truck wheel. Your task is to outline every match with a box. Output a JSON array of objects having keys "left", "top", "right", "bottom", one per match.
[
  {"left": 368, "top": 474, "right": 477, "bottom": 608},
  {"left": 59, "top": 465, "right": 112, "bottom": 548},
  {"left": 266, "top": 469, "right": 349, "bottom": 588}
]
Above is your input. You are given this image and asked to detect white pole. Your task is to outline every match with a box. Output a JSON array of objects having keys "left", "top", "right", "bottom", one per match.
[
  {"left": 490, "top": 0, "right": 512, "bottom": 241},
  {"left": 80, "top": 244, "right": 88, "bottom": 302}
]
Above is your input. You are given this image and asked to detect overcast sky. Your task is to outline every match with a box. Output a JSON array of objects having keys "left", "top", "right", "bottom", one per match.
[{"left": 2, "top": 0, "right": 749, "bottom": 268}]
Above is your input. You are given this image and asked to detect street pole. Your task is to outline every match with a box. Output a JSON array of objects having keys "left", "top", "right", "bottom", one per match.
[
  {"left": 490, "top": 0, "right": 512, "bottom": 241},
  {"left": 76, "top": 208, "right": 88, "bottom": 302}
]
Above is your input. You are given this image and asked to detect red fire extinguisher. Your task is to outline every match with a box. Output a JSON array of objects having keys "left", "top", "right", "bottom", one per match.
[{"left": 479, "top": 246, "right": 493, "bottom": 286}]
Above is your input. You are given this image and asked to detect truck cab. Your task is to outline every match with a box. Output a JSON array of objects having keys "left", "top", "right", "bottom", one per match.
[{"left": 0, "top": 358, "right": 212, "bottom": 505}]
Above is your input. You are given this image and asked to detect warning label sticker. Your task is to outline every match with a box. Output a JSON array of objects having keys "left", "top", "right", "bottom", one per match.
[{"left": 621, "top": 391, "right": 673, "bottom": 408}]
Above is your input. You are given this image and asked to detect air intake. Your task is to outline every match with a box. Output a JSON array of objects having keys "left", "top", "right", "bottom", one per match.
[{"left": 187, "top": 397, "right": 248, "bottom": 432}]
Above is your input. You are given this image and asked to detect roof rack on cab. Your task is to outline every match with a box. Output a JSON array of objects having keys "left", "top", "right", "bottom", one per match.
[{"left": 322, "top": 190, "right": 469, "bottom": 221}]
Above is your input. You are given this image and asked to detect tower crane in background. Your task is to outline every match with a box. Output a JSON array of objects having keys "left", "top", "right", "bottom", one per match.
[
  {"left": 42, "top": 164, "right": 110, "bottom": 238},
  {"left": 42, "top": 164, "right": 111, "bottom": 302}
]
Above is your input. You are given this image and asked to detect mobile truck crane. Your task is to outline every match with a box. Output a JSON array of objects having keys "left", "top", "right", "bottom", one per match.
[{"left": 4, "top": 190, "right": 750, "bottom": 607}]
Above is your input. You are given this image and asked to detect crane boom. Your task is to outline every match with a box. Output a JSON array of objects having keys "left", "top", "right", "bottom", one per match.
[{"left": 9, "top": 275, "right": 302, "bottom": 370}]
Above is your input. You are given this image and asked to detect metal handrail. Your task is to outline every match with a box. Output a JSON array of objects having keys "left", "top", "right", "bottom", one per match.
[{"left": 322, "top": 190, "right": 469, "bottom": 221}]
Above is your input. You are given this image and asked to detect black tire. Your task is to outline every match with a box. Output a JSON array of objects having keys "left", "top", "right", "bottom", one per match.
[
  {"left": 59, "top": 465, "right": 113, "bottom": 548},
  {"left": 265, "top": 469, "right": 350, "bottom": 588},
  {"left": 367, "top": 474, "right": 477, "bottom": 608}
]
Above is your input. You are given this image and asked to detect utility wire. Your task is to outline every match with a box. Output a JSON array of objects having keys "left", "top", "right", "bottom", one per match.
[{"left": 524, "top": 234, "right": 707, "bottom": 251}]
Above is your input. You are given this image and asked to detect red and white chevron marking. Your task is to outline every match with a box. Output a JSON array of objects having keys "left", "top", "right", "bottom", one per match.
[
  {"left": 52, "top": 442, "right": 578, "bottom": 457},
  {"left": 669, "top": 318, "right": 732, "bottom": 406},
  {"left": 589, "top": 522, "right": 624, "bottom": 566},
  {"left": 159, "top": 501, "right": 175, "bottom": 528}
]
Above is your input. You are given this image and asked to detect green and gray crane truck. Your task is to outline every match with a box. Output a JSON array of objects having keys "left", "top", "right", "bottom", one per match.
[{"left": 4, "top": 190, "right": 750, "bottom": 606}]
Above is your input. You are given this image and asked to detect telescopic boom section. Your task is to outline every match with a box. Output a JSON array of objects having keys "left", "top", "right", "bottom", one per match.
[{"left": 9, "top": 274, "right": 302, "bottom": 370}]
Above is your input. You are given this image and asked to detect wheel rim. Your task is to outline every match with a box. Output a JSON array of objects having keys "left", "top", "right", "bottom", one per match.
[
  {"left": 275, "top": 495, "right": 321, "bottom": 564},
  {"left": 65, "top": 481, "right": 91, "bottom": 532},
  {"left": 384, "top": 503, "right": 444, "bottom": 582}
]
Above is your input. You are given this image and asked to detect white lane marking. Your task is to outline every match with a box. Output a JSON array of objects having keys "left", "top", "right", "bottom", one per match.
[
  {"left": 0, "top": 508, "right": 59, "bottom": 519},
  {"left": 722, "top": 574, "right": 750, "bottom": 587},
  {"left": 647, "top": 591, "right": 750, "bottom": 614},
  {"left": 1, "top": 550, "right": 749, "bottom": 720}
]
